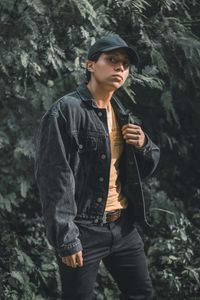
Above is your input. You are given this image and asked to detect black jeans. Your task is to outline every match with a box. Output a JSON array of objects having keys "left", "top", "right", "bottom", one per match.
[{"left": 56, "top": 210, "right": 152, "bottom": 300}]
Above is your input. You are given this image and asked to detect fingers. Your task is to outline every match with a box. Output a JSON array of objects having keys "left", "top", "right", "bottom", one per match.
[
  {"left": 122, "top": 124, "right": 142, "bottom": 139},
  {"left": 61, "top": 251, "right": 83, "bottom": 268},
  {"left": 122, "top": 124, "right": 146, "bottom": 148},
  {"left": 76, "top": 251, "right": 83, "bottom": 267},
  {"left": 61, "top": 255, "right": 76, "bottom": 268},
  {"left": 122, "top": 123, "right": 142, "bottom": 130}
]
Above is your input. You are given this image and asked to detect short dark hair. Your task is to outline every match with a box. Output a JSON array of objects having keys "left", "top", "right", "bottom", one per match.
[{"left": 86, "top": 51, "right": 101, "bottom": 82}]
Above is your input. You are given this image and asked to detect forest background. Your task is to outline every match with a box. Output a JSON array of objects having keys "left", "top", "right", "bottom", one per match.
[{"left": 0, "top": 0, "right": 200, "bottom": 299}]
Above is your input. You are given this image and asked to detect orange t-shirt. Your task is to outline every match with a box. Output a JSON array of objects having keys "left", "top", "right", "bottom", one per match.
[{"left": 105, "top": 103, "right": 128, "bottom": 211}]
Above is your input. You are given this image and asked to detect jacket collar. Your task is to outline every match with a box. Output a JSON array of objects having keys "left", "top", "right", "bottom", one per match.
[
  {"left": 76, "top": 83, "right": 129, "bottom": 115},
  {"left": 76, "top": 83, "right": 98, "bottom": 108}
]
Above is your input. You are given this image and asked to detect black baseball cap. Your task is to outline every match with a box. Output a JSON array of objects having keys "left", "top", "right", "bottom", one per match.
[{"left": 87, "top": 34, "right": 139, "bottom": 65}]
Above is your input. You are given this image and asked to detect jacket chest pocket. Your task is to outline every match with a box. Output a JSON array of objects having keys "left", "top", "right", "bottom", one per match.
[{"left": 72, "top": 133, "right": 98, "bottom": 153}]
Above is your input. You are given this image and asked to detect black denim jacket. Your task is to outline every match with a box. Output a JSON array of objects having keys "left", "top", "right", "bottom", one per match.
[{"left": 35, "top": 83, "right": 160, "bottom": 257}]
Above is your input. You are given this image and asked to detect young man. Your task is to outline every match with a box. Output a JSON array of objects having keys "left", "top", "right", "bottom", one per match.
[{"left": 35, "top": 34, "right": 160, "bottom": 300}]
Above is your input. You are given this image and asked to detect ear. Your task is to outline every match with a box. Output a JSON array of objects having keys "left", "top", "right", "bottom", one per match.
[{"left": 85, "top": 60, "right": 95, "bottom": 73}]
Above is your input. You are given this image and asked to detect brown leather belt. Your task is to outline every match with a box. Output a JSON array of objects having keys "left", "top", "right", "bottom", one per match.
[{"left": 103, "top": 209, "right": 121, "bottom": 224}]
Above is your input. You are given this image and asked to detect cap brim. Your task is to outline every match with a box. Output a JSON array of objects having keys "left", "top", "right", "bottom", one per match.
[{"left": 100, "top": 46, "right": 139, "bottom": 65}]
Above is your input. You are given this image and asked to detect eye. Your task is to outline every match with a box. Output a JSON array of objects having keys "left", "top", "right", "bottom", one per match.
[
  {"left": 123, "top": 61, "right": 131, "bottom": 69},
  {"left": 107, "top": 56, "right": 117, "bottom": 64}
]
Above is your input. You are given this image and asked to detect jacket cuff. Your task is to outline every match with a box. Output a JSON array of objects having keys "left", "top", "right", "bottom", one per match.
[{"left": 58, "top": 238, "right": 83, "bottom": 257}]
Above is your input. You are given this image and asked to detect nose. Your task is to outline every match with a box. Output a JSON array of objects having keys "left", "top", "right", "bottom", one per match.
[{"left": 114, "top": 61, "right": 125, "bottom": 72}]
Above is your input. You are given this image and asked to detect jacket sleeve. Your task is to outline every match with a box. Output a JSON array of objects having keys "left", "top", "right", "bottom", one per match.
[
  {"left": 134, "top": 134, "right": 160, "bottom": 179},
  {"left": 34, "top": 107, "right": 82, "bottom": 257}
]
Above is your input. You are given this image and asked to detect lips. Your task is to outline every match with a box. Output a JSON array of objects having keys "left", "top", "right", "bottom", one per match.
[{"left": 111, "top": 74, "right": 123, "bottom": 81}]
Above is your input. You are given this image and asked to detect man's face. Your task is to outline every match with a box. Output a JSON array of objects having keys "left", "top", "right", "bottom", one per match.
[{"left": 86, "top": 49, "right": 131, "bottom": 90}]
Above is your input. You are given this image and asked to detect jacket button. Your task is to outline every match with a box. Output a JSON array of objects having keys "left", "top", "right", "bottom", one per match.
[
  {"left": 97, "top": 197, "right": 103, "bottom": 203},
  {"left": 101, "top": 154, "right": 106, "bottom": 159},
  {"left": 79, "top": 144, "right": 83, "bottom": 149},
  {"left": 98, "top": 112, "right": 103, "bottom": 117},
  {"left": 94, "top": 219, "right": 99, "bottom": 223},
  {"left": 99, "top": 177, "right": 104, "bottom": 182}
]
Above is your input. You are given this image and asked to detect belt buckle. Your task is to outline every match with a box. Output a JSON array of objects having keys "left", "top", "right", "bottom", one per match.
[{"left": 102, "top": 211, "right": 108, "bottom": 224}]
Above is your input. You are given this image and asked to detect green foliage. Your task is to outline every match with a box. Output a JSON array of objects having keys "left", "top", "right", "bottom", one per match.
[
  {"left": 144, "top": 179, "right": 200, "bottom": 299},
  {"left": 113, "top": 0, "right": 150, "bottom": 14},
  {"left": 0, "top": 215, "right": 60, "bottom": 299},
  {"left": 0, "top": 0, "right": 200, "bottom": 299}
]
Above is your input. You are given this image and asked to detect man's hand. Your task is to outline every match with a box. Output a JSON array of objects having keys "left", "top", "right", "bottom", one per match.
[
  {"left": 122, "top": 124, "right": 146, "bottom": 148},
  {"left": 61, "top": 251, "right": 83, "bottom": 268}
]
